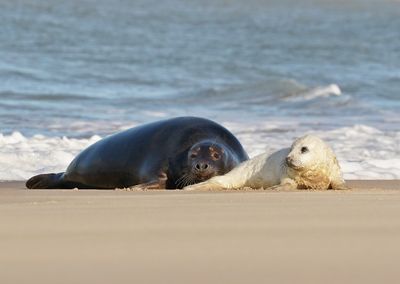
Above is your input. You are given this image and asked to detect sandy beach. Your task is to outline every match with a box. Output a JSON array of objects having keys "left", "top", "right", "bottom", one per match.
[{"left": 0, "top": 180, "right": 399, "bottom": 284}]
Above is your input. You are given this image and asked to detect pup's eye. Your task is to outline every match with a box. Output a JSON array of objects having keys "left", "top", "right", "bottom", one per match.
[
  {"left": 190, "top": 153, "right": 197, "bottom": 158},
  {"left": 212, "top": 153, "right": 220, "bottom": 160},
  {"left": 301, "top": 147, "right": 309, "bottom": 154}
]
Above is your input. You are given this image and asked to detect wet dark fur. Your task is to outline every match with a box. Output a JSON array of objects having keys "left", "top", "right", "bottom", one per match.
[{"left": 26, "top": 117, "right": 248, "bottom": 189}]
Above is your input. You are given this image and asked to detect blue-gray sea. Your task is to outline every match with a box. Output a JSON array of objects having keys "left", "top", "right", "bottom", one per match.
[{"left": 0, "top": 0, "right": 399, "bottom": 180}]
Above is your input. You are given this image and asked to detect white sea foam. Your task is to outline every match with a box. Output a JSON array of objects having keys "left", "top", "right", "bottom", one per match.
[
  {"left": 284, "top": 84, "right": 342, "bottom": 101},
  {"left": 0, "top": 132, "right": 101, "bottom": 181},
  {"left": 1, "top": 124, "right": 399, "bottom": 181}
]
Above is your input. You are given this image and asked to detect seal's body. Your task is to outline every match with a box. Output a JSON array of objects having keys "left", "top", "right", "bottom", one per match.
[
  {"left": 26, "top": 117, "right": 248, "bottom": 189},
  {"left": 184, "top": 135, "right": 348, "bottom": 191}
]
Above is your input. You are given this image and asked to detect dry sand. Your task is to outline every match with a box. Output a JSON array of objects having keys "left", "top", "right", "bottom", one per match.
[{"left": 1, "top": 180, "right": 399, "bottom": 284}]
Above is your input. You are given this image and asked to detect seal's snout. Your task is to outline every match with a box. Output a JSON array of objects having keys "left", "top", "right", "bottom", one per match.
[
  {"left": 194, "top": 161, "right": 210, "bottom": 171},
  {"left": 286, "top": 156, "right": 295, "bottom": 167},
  {"left": 286, "top": 155, "right": 302, "bottom": 170},
  {"left": 192, "top": 161, "right": 215, "bottom": 181}
]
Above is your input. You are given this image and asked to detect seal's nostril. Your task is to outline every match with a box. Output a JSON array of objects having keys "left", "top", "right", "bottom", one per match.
[{"left": 195, "top": 163, "right": 209, "bottom": 171}]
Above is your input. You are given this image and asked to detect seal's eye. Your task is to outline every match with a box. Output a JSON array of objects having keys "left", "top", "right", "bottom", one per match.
[
  {"left": 301, "top": 146, "right": 309, "bottom": 154},
  {"left": 212, "top": 153, "right": 220, "bottom": 160},
  {"left": 190, "top": 153, "right": 197, "bottom": 159}
]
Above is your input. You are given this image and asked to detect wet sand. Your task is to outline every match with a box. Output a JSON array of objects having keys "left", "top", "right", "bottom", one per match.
[{"left": 1, "top": 180, "right": 399, "bottom": 284}]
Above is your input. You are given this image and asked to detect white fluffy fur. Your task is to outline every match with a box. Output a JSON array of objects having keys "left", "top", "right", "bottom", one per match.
[{"left": 183, "top": 135, "right": 347, "bottom": 191}]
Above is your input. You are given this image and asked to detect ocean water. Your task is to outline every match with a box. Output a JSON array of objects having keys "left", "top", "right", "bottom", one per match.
[{"left": 1, "top": 0, "right": 399, "bottom": 181}]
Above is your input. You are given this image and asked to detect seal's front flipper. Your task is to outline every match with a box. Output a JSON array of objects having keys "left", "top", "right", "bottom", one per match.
[
  {"left": 129, "top": 181, "right": 163, "bottom": 190},
  {"left": 330, "top": 181, "right": 351, "bottom": 190},
  {"left": 129, "top": 172, "right": 167, "bottom": 190},
  {"left": 266, "top": 180, "right": 298, "bottom": 191},
  {"left": 26, "top": 173, "right": 65, "bottom": 189},
  {"left": 266, "top": 184, "right": 296, "bottom": 191}
]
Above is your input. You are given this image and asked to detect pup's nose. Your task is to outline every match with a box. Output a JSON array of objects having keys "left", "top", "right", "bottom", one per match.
[
  {"left": 286, "top": 156, "right": 293, "bottom": 165},
  {"left": 195, "top": 162, "right": 209, "bottom": 171}
]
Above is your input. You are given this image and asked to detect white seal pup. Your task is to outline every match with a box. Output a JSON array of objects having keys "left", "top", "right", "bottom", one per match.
[{"left": 183, "top": 135, "right": 348, "bottom": 191}]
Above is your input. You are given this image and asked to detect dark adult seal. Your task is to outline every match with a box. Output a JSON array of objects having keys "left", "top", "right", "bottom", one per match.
[{"left": 26, "top": 117, "right": 249, "bottom": 189}]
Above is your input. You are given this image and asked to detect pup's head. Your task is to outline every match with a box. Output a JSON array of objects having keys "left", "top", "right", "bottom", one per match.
[{"left": 285, "top": 135, "right": 328, "bottom": 170}]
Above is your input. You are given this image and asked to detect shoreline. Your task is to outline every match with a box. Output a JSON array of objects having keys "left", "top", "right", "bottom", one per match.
[{"left": 1, "top": 179, "right": 399, "bottom": 190}]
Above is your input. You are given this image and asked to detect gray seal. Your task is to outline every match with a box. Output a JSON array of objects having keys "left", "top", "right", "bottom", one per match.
[{"left": 26, "top": 117, "right": 249, "bottom": 189}]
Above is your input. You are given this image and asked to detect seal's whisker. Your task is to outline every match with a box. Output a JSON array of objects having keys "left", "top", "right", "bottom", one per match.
[
  {"left": 176, "top": 173, "right": 194, "bottom": 188},
  {"left": 176, "top": 172, "right": 190, "bottom": 184},
  {"left": 176, "top": 176, "right": 185, "bottom": 188},
  {"left": 186, "top": 175, "right": 197, "bottom": 187},
  {"left": 182, "top": 177, "right": 190, "bottom": 187},
  {"left": 175, "top": 174, "right": 186, "bottom": 185},
  {"left": 183, "top": 176, "right": 195, "bottom": 188}
]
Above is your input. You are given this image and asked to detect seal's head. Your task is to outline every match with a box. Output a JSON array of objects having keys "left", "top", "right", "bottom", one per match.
[
  {"left": 171, "top": 140, "right": 234, "bottom": 188},
  {"left": 187, "top": 141, "right": 228, "bottom": 182},
  {"left": 284, "top": 134, "right": 344, "bottom": 189},
  {"left": 285, "top": 135, "right": 328, "bottom": 171}
]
